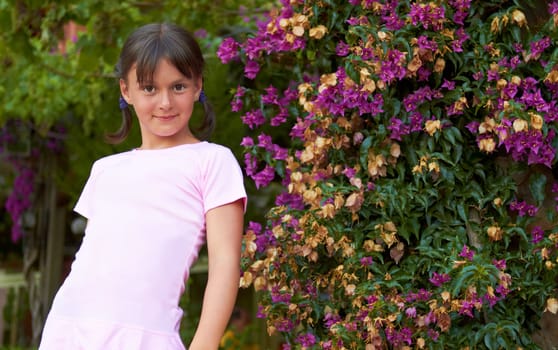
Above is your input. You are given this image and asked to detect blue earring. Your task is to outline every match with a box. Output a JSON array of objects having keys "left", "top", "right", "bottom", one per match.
[
  {"left": 198, "top": 90, "right": 207, "bottom": 103},
  {"left": 119, "top": 96, "right": 129, "bottom": 110}
]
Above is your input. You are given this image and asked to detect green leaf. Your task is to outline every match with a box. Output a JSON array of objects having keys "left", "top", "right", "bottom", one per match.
[
  {"left": 528, "top": 172, "right": 547, "bottom": 205},
  {"left": 359, "top": 135, "right": 372, "bottom": 168},
  {"left": 457, "top": 203, "right": 467, "bottom": 223}
]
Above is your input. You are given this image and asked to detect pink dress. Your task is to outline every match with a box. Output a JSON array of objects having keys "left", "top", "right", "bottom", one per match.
[{"left": 39, "top": 142, "right": 247, "bottom": 350}]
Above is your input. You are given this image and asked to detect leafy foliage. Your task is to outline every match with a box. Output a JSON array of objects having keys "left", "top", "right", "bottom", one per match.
[{"left": 220, "top": 0, "right": 558, "bottom": 348}]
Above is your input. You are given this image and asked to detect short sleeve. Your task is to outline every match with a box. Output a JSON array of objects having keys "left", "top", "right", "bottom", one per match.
[
  {"left": 74, "top": 161, "right": 101, "bottom": 219},
  {"left": 201, "top": 147, "right": 247, "bottom": 213}
]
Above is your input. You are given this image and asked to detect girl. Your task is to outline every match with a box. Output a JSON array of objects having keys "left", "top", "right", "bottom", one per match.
[{"left": 39, "top": 23, "right": 247, "bottom": 350}]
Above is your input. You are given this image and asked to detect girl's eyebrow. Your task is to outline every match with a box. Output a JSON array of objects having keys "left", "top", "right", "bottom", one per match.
[
  {"left": 169, "top": 78, "right": 189, "bottom": 85},
  {"left": 138, "top": 78, "right": 189, "bottom": 86}
]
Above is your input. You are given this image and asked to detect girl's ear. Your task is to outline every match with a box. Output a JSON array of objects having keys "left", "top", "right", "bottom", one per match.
[
  {"left": 119, "top": 79, "right": 131, "bottom": 104},
  {"left": 196, "top": 76, "right": 203, "bottom": 96}
]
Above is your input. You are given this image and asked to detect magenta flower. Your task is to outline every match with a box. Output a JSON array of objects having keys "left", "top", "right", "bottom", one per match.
[
  {"left": 241, "top": 109, "right": 265, "bottom": 129},
  {"left": 530, "top": 37, "right": 551, "bottom": 59},
  {"left": 417, "top": 35, "right": 438, "bottom": 51},
  {"left": 492, "top": 259, "right": 507, "bottom": 270},
  {"left": 458, "top": 300, "right": 475, "bottom": 317},
  {"left": 378, "top": 49, "right": 406, "bottom": 84},
  {"left": 428, "top": 329, "right": 440, "bottom": 341},
  {"left": 360, "top": 256, "right": 373, "bottom": 266},
  {"left": 296, "top": 333, "right": 317, "bottom": 347},
  {"left": 244, "top": 59, "right": 260, "bottom": 79},
  {"left": 253, "top": 165, "right": 276, "bottom": 188},
  {"left": 240, "top": 136, "right": 254, "bottom": 147},
  {"left": 429, "top": 272, "right": 451, "bottom": 287},
  {"left": 275, "top": 318, "right": 295, "bottom": 332},
  {"left": 405, "top": 307, "right": 417, "bottom": 318},
  {"left": 531, "top": 226, "right": 545, "bottom": 244},
  {"left": 216, "top": 37, "right": 240, "bottom": 63},
  {"left": 336, "top": 41, "right": 350, "bottom": 56},
  {"left": 270, "top": 108, "right": 289, "bottom": 126},
  {"left": 459, "top": 245, "right": 474, "bottom": 261},
  {"left": 509, "top": 200, "right": 539, "bottom": 217},
  {"left": 262, "top": 85, "right": 279, "bottom": 105},
  {"left": 243, "top": 153, "right": 258, "bottom": 179},
  {"left": 231, "top": 86, "right": 246, "bottom": 112}
]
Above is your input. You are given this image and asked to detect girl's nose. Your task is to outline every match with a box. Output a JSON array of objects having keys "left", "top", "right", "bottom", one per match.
[{"left": 159, "top": 90, "right": 172, "bottom": 109}]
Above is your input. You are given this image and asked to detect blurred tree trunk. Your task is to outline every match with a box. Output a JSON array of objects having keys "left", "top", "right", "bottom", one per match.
[{"left": 23, "top": 154, "right": 66, "bottom": 346}]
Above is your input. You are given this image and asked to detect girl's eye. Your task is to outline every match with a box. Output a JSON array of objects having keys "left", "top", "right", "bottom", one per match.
[
  {"left": 142, "top": 85, "right": 155, "bottom": 93},
  {"left": 174, "top": 84, "right": 186, "bottom": 92}
]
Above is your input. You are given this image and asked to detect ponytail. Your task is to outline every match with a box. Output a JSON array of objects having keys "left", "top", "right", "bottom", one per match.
[
  {"left": 196, "top": 97, "right": 216, "bottom": 141},
  {"left": 105, "top": 106, "right": 133, "bottom": 144}
]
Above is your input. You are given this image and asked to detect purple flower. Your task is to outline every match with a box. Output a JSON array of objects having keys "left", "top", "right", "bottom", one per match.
[
  {"left": 262, "top": 85, "right": 279, "bottom": 105},
  {"left": 450, "top": 0, "right": 471, "bottom": 25},
  {"left": 509, "top": 200, "right": 539, "bottom": 217},
  {"left": 247, "top": 221, "right": 262, "bottom": 234},
  {"left": 360, "top": 256, "right": 373, "bottom": 266},
  {"left": 388, "top": 117, "right": 410, "bottom": 141},
  {"left": 530, "top": 37, "right": 551, "bottom": 59},
  {"left": 483, "top": 292, "right": 500, "bottom": 308},
  {"left": 323, "top": 313, "right": 342, "bottom": 329},
  {"left": 459, "top": 245, "right": 474, "bottom": 261},
  {"left": 458, "top": 300, "right": 475, "bottom": 317},
  {"left": 194, "top": 29, "right": 208, "bottom": 39},
  {"left": 405, "top": 307, "right": 417, "bottom": 318},
  {"left": 343, "top": 167, "right": 357, "bottom": 179},
  {"left": 231, "top": 86, "right": 246, "bottom": 112},
  {"left": 275, "top": 318, "right": 294, "bottom": 332},
  {"left": 417, "top": 35, "right": 438, "bottom": 51},
  {"left": 241, "top": 109, "right": 265, "bottom": 129},
  {"left": 429, "top": 272, "right": 451, "bottom": 287},
  {"left": 531, "top": 226, "right": 545, "bottom": 244},
  {"left": 271, "top": 108, "right": 289, "bottom": 126},
  {"left": 295, "top": 332, "right": 317, "bottom": 347},
  {"left": 492, "top": 259, "right": 506, "bottom": 270},
  {"left": 216, "top": 37, "right": 240, "bottom": 63},
  {"left": 417, "top": 66, "right": 432, "bottom": 81},
  {"left": 336, "top": 41, "right": 350, "bottom": 56},
  {"left": 496, "top": 284, "right": 510, "bottom": 298},
  {"left": 240, "top": 136, "right": 254, "bottom": 147},
  {"left": 409, "top": 3, "right": 445, "bottom": 30},
  {"left": 378, "top": 49, "right": 406, "bottom": 84},
  {"left": 487, "top": 69, "right": 499, "bottom": 81},
  {"left": 451, "top": 28, "right": 469, "bottom": 52},
  {"left": 244, "top": 60, "right": 260, "bottom": 79},
  {"left": 244, "top": 153, "right": 258, "bottom": 177},
  {"left": 382, "top": 13, "right": 405, "bottom": 31},
  {"left": 257, "top": 133, "right": 273, "bottom": 150},
  {"left": 441, "top": 79, "right": 455, "bottom": 90},
  {"left": 255, "top": 305, "right": 265, "bottom": 319},
  {"left": 5, "top": 166, "right": 35, "bottom": 242},
  {"left": 385, "top": 326, "right": 412, "bottom": 347},
  {"left": 428, "top": 329, "right": 440, "bottom": 341},
  {"left": 253, "top": 165, "right": 275, "bottom": 188}
]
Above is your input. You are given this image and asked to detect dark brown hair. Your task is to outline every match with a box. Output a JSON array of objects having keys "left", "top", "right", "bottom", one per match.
[{"left": 106, "top": 23, "right": 215, "bottom": 144}]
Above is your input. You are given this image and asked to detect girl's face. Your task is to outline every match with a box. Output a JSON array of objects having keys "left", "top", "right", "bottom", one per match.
[{"left": 119, "top": 58, "right": 202, "bottom": 149}]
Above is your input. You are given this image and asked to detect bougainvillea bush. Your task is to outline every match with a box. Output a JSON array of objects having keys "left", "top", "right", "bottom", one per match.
[{"left": 219, "top": 0, "right": 558, "bottom": 349}]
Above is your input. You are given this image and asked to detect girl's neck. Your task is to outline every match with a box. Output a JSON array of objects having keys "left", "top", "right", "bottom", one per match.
[{"left": 137, "top": 138, "right": 201, "bottom": 150}]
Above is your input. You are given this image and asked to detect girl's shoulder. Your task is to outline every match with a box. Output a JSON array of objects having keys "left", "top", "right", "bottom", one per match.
[
  {"left": 91, "top": 150, "right": 133, "bottom": 169},
  {"left": 194, "top": 141, "right": 235, "bottom": 156}
]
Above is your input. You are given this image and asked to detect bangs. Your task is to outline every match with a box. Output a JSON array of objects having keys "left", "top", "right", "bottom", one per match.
[{"left": 134, "top": 33, "right": 198, "bottom": 84}]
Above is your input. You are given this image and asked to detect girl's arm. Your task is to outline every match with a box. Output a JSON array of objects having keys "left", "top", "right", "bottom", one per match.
[{"left": 189, "top": 199, "right": 245, "bottom": 350}]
